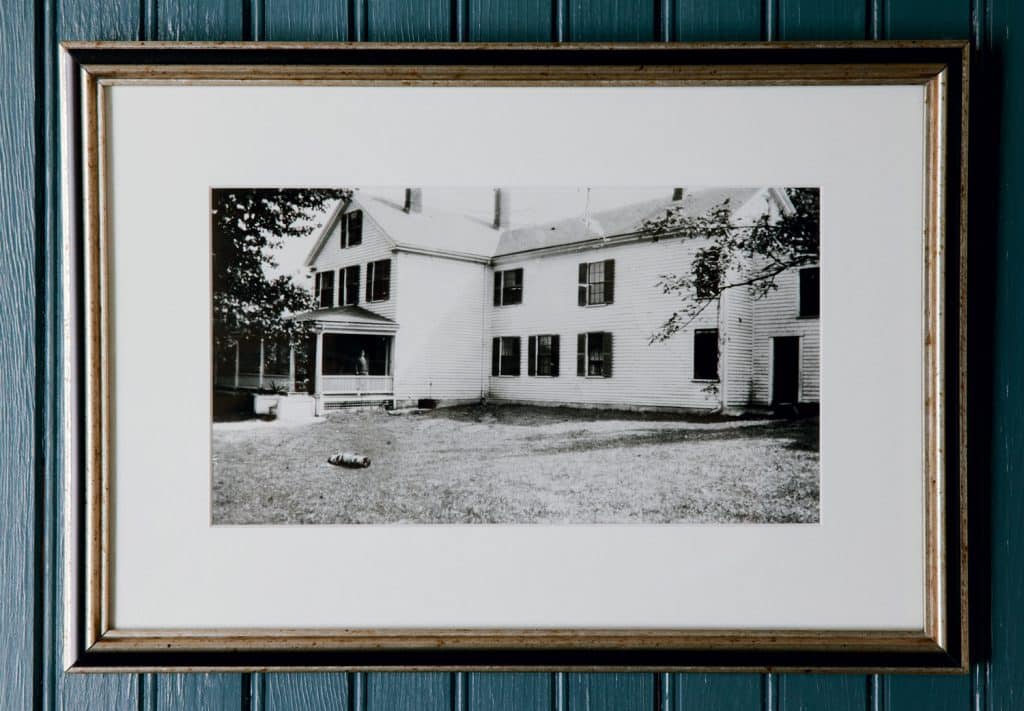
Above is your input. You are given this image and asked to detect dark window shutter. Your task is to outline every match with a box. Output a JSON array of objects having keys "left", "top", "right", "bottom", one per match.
[
  {"left": 800, "top": 267, "right": 820, "bottom": 317},
  {"left": 491, "top": 338, "right": 500, "bottom": 376},
  {"left": 494, "top": 271, "right": 502, "bottom": 306},
  {"left": 378, "top": 259, "right": 391, "bottom": 300},
  {"left": 602, "top": 332, "right": 613, "bottom": 377},
  {"left": 346, "top": 266, "right": 359, "bottom": 305},
  {"left": 578, "top": 263, "right": 588, "bottom": 306},
  {"left": 511, "top": 337, "right": 521, "bottom": 376},
  {"left": 365, "top": 262, "right": 373, "bottom": 302},
  {"left": 349, "top": 211, "right": 363, "bottom": 246},
  {"left": 577, "top": 334, "right": 585, "bottom": 376},
  {"left": 604, "top": 259, "right": 615, "bottom": 304},
  {"left": 339, "top": 217, "right": 347, "bottom": 248},
  {"left": 528, "top": 336, "right": 536, "bottom": 376},
  {"left": 551, "top": 334, "right": 560, "bottom": 376}
]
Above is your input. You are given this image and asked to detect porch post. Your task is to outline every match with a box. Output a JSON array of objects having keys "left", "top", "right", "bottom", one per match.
[
  {"left": 233, "top": 341, "right": 239, "bottom": 389},
  {"left": 258, "top": 339, "right": 265, "bottom": 389},
  {"left": 288, "top": 345, "right": 296, "bottom": 393},
  {"left": 315, "top": 330, "right": 324, "bottom": 415}
]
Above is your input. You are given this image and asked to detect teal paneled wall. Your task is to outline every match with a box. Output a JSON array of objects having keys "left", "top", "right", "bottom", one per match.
[{"left": 1, "top": 0, "right": 1020, "bottom": 708}]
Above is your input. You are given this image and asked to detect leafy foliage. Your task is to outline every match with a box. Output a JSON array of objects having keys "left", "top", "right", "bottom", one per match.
[
  {"left": 212, "top": 188, "right": 350, "bottom": 350},
  {"left": 642, "top": 188, "right": 820, "bottom": 343}
]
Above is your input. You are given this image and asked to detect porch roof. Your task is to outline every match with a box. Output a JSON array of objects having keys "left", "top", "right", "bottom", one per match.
[{"left": 290, "top": 306, "right": 398, "bottom": 334}]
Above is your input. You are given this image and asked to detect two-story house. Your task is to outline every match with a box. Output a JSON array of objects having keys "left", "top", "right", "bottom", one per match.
[{"left": 217, "top": 187, "right": 820, "bottom": 416}]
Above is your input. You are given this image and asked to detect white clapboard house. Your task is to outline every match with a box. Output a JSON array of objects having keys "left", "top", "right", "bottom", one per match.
[{"left": 217, "top": 187, "right": 820, "bottom": 416}]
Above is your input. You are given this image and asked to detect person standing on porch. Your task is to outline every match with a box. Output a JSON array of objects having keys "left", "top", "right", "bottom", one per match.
[{"left": 356, "top": 350, "right": 369, "bottom": 375}]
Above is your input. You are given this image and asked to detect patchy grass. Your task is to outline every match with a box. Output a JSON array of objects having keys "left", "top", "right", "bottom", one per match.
[{"left": 211, "top": 404, "right": 819, "bottom": 525}]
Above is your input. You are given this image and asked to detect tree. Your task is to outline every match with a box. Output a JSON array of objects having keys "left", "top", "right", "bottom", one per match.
[
  {"left": 211, "top": 188, "right": 350, "bottom": 351},
  {"left": 641, "top": 187, "right": 820, "bottom": 344}
]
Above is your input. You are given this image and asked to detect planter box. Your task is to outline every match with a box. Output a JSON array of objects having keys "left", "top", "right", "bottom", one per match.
[{"left": 252, "top": 394, "right": 280, "bottom": 416}]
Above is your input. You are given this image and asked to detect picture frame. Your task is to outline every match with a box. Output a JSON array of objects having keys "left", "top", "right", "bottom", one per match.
[{"left": 61, "top": 41, "right": 969, "bottom": 672}]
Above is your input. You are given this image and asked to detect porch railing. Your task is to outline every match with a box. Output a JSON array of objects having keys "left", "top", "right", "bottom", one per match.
[
  {"left": 320, "top": 375, "right": 393, "bottom": 394},
  {"left": 214, "top": 372, "right": 290, "bottom": 391}
]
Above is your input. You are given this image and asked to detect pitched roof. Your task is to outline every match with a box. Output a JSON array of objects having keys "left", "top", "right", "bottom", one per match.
[
  {"left": 493, "top": 187, "right": 766, "bottom": 257},
  {"left": 359, "top": 193, "right": 501, "bottom": 260}
]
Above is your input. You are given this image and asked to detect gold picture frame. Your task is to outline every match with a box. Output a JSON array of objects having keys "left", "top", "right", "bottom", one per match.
[{"left": 62, "top": 41, "right": 969, "bottom": 672}]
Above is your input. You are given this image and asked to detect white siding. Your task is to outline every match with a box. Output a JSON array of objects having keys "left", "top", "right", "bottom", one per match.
[
  {"left": 393, "top": 252, "right": 489, "bottom": 403},
  {"left": 750, "top": 266, "right": 821, "bottom": 405},
  {"left": 721, "top": 274, "right": 754, "bottom": 408},
  {"left": 308, "top": 208, "right": 397, "bottom": 322},
  {"left": 487, "top": 238, "right": 721, "bottom": 410}
]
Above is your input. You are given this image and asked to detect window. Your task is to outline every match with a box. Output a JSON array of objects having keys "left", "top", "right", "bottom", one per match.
[
  {"left": 314, "top": 270, "right": 334, "bottom": 308},
  {"left": 493, "top": 268, "right": 523, "bottom": 306},
  {"left": 341, "top": 265, "right": 360, "bottom": 306},
  {"left": 491, "top": 336, "right": 521, "bottom": 376},
  {"left": 693, "top": 245, "right": 723, "bottom": 299},
  {"left": 340, "top": 210, "right": 363, "bottom": 248},
  {"left": 576, "top": 332, "right": 612, "bottom": 378},
  {"left": 799, "top": 266, "right": 820, "bottom": 318},
  {"left": 365, "top": 259, "right": 391, "bottom": 302},
  {"left": 578, "top": 259, "right": 615, "bottom": 306},
  {"left": 528, "top": 334, "right": 560, "bottom": 376},
  {"left": 693, "top": 329, "right": 719, "bottom": 381}
]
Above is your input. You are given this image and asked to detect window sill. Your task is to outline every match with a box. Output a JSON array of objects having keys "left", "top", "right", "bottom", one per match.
[
  {"left": 797, "top": 314, "right": 820, "bottom": 320},
  {"left": 580, "top": 303, "right": 612, "bottom": 308},
  {"left": 692, "top": 378, "right": 720, "bottom": 383}
]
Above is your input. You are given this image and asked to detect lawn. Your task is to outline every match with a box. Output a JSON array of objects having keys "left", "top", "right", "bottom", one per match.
[{"left": 211, "top": 404, "right": 819, "bottom": 525}]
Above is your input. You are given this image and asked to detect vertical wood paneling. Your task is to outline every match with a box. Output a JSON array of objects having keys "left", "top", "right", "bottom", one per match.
[
  {"left": 264, "top": 672, "right": 348, "bottom": 710},
  {"left": 777, "top": 0, "right": 867, "bottom": 39},
  {"left": 885, "top": 0, "right": 970, "bottom": 38},
  {"left": 155, "top": 674, "right": 243, "bottom": 709},
  {"left": 468, "top": 672, "right": 553, "bottom": 711},
  {"left": 569, "top": 0, "right": 654, "bottom": 40},
  {"left": 469, "top": 0, "right": 552, "bottom": 41},
  {"left": 365, "top": 0, "right": 450, "bottom": 41},
  {"left": 366, "top": 672, "right": 451, "bottom": 710},
  {"left": 567, "top": 673, "right": 653, "bottom": 711},
  {"left": 673, "top": 673, "right": 761, "bottom": 710},
  {"left": 886, "top": 675, "right": 971, "bottom": 711},
  {"left": 779, "top": 674, "right": 866, "bottom": 711},
  {"left": 989, "top": 0, "right": 1024, "bottom": 708},
  {"left": 0, "top": 0, "right": 42, "bottom": 707},
  {"left": 674, "top": 0, "right": 762, "bottom": 40},
  {"left": 263, "top": 0, "right": 349, "bottom": 41},
  {"left": 159, "top": 0, "right": 244, "bottom": 40}
]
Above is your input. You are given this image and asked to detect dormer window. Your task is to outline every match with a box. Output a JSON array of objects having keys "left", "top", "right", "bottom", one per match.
[{"left": 340, "top": 210, "right": 363, "bottom": 248}]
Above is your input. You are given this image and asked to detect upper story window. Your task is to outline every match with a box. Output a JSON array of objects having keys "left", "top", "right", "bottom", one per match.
[
  {"left": 493, "top": 268, "right": 523, "bottom": 306},
  {"left": 528, "top": 334, "right": 560, "bottom": 377},
  {"left": 340, "top": 210, "right": 363, "bottom": 248},
  {"left": 576, "top": 332, "right": 612, "bottom": 378},
  {"left": 799, "top": 266, "right": 820, "bottom": 318},
  {"left": 694, "top": 245, "right": 723, "bottom": 299},
  {"left": 340, "top": 265, "right": 360, "bottom": 306},
  {"left": 365, "top": 259, "right": 391, "bottom": 302},
  {"left": 491, "top": 336, "right": 521, "bottom": 376},
  {"left": 693, "top": 328, "right": 719, "bottom": 381},
  {"left": 314, "top": 270, "right": 335, "bottom": 309},
  {"left": 578, "top": 259, "right": 615, "bottom": 306}
]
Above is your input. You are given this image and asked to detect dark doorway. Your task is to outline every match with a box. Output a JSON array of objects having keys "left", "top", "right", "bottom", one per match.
[{"left": 772, "top": 337, "right": 800, "bottom": 406}]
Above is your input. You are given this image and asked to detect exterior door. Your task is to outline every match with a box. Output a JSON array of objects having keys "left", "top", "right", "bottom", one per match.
[{"left": 772, "top": 337, "right": 800, "bottom": 406}]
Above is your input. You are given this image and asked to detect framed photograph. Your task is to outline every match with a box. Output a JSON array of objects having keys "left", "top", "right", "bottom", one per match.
[{"left": 62, "top": 41, "right": 968, "bottom": 671}]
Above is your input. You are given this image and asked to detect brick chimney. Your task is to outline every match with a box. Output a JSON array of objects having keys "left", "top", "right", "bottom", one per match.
[
  {"left": 493, "top": 188, "right": 510, "bottom": 229},
  {"left": 404, "top": 188, "right": 422, "bottom": 213},
  {"left": 672, "top": 187, "right": 685, "bottom": 201}
]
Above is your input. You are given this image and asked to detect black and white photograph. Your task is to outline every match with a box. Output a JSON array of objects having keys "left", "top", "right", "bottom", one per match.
[{"left": 211, "top": 186, "right": 821, "bottom": 525}]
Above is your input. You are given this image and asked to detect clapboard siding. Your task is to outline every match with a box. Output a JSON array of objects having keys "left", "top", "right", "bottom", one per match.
[
  {"left": 488, "top": 239, "right": 721, "bottom": 409},
  {"left": 749, "top": 266, "right": 821, "bottom": 405},
  {"left": 5, "top": 1, "right": 1011, "bottom": 710},
  {"left": 309, "top": 202, "right": 398, "bottom": 322},
  {"left": 393, "top": 252, "right": 490, "bottom": 402}
]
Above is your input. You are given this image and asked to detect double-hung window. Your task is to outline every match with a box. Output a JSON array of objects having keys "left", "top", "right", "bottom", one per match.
[
  {"left": 693, "top": 328, "right": 719, "bottom": 381},
  {"left": 340, "top": 209, "right": 363, "bottom": 248},
  {"left": 493, "top": 268, "right": 523, "bottom": 306},
  {"left": 578, "top": 259, "right": 615, "bottom": 306},
  {"left": 491, "top": 336, "right": 521, "bottom": 376},
  {"left": 365, "top": 259, "right": 391, "bottom": 302},
  {"left": 527, "top": 335, "right": 560, "bottom": 376},
  {"left": 576, "top": 332, "right": 612, "bottom": 377},
  {"left": 339, "top": 265, "right": 360, "bottom": 306},
  {"left": 314, "top": 270, "right": 334, "bottom": 308},
  {"left": 799, "top": 266, "right": 820, "bottom": 318}
]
